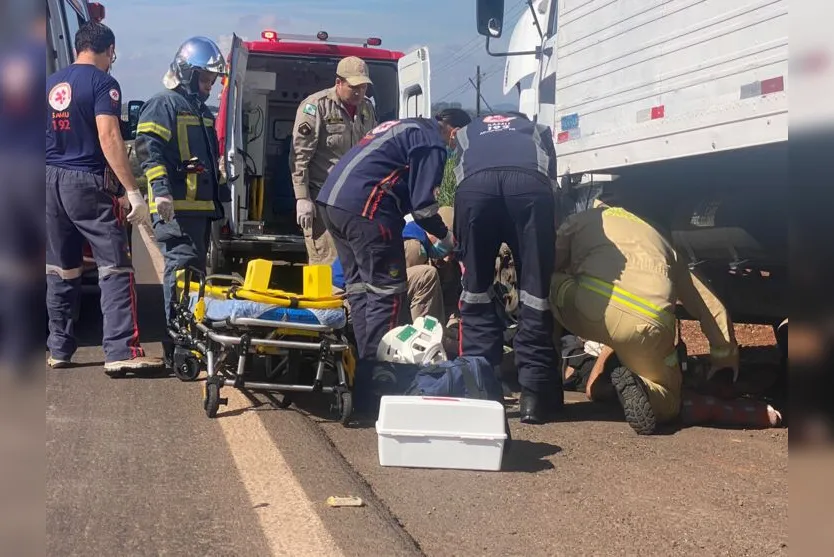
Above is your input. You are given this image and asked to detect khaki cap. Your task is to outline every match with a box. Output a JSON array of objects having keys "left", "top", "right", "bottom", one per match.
[{"left": 337, "top": 56, "right": 373, "bottom": 86}]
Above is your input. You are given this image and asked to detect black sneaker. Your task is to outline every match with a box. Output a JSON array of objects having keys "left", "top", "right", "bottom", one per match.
[{"left": 610, "top": 366, "right": 657, "bottom": 435}]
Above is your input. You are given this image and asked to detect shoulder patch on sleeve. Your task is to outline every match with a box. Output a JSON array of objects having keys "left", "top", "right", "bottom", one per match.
[
  {"left": 302, "top": 103, "right": 317, "bottom": 116},
  {"left": 298, "top": 122, "right": 313, "bottom": 136}
]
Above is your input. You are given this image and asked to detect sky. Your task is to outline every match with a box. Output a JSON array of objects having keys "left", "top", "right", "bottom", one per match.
[{"left": 103, "top": 0, "right": 534, "bottom": 108}]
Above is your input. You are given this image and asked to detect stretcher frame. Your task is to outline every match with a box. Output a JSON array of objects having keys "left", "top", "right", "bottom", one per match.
[{"left": 167, "top": 266, "right": 356, "bottom": 424}]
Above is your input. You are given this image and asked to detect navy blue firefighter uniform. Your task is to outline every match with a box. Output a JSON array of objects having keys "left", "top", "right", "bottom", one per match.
[
  {"left": 134, "top": 87, "right": 229, "bottom": 323},
  {"left": 316, "top": 118, "right": 454, "bottom": 367},
  {"left": 452, "top": 113, "right": 563, "bottom": 423}
]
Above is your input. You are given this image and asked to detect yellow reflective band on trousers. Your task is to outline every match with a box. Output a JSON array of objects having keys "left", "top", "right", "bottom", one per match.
[
  {"left": 136, "top": 122, "right": 172, "bottom": 142},
  {"left": 577, "top": 275, "right": 675, "bottom": 327},
  {"left": 145, "top": 165, "right": 167, "bottom": 182}
]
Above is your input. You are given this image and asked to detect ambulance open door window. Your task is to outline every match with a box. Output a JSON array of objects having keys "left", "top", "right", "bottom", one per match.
[{"left": 403, "top": 87, "right": 424, "bottom": 118}]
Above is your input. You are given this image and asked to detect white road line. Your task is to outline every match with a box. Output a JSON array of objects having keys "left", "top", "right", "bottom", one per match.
[
  {"left": 138, "top": 223, "right": 343, "bottom": 557},
  {"left": 218, "top": 390, "right": 343, "bottom": 556}
]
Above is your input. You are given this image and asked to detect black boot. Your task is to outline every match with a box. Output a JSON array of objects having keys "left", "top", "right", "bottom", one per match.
[
  {"left": 611, "top": 366, "right": 657, "bottom": 435},
  {"left": 519, "top": 386, "right": 564, "bottom": 424}
]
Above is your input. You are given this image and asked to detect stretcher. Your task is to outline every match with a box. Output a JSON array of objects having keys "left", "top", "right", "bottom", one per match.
[{"left": 167, "top": 259, "right": 356, "bottom": 424}]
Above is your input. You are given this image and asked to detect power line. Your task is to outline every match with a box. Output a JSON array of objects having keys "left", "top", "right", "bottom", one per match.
[
  {"left": 434, "top": 63, "right": 504, "bottom": 104},
  {"left": 431, "top": 0, "right": 529, "bottom": 78}
]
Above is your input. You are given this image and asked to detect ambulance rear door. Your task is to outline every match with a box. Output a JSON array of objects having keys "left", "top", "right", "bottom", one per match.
[
  {"left": 222, "top": 34, "right": 249, "bottom": 234},
  {"left": 397, "top": 47, "right": 431, "bottom": 118}
]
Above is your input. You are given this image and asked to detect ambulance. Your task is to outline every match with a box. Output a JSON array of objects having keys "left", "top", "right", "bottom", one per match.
[
  {"left": 477, "top": 0, "right": 789, "bottom": 332},
  {"left": 210, "top": 31, "right": 432, "bottom": 273}
]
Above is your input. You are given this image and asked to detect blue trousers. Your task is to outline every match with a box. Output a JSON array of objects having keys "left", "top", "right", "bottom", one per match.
[
  {"left": 45, "top": 165, "right": 144, "bottom": 363},
  {"left": 153, "top": 216, "right": 209, "bottom": 324},
  {"left": 454, "top": 169, "right": 560, "bottom": 393},
  {"left": 319, "top": 204, "right": 410, "bottom": 360}
]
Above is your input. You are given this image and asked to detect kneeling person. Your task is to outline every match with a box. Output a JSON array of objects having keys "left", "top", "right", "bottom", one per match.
[{"left": 550, "top": 197, "right": 739, "bottom": 434}]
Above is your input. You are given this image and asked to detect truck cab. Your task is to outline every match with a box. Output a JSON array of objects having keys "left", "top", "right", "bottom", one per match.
[{"left": 212, "top": 30, "right": 432, "bottom": 273}]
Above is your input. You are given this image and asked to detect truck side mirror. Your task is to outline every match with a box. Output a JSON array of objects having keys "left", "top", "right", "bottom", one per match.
[
  {"left": 476, "top": 0, "right": 505, "bottom": 38},
  {"left": 124, "top": 100, "right": 144, "bottom": 140}
]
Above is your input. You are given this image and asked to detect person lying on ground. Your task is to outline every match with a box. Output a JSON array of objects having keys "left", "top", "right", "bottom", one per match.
[{"left": 583, "top": 342, "right": 782, "bottom": 428}]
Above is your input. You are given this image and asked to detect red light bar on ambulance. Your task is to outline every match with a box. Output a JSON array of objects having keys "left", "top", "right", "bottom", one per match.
[
  {"left": 260, "top": 29, "right": 383, "bottom": 48},
  {"left": 87, "top": 2, "right": 106, "bottom": 21}
]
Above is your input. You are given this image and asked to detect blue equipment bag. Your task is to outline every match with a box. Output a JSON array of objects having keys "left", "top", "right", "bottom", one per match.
[{"left": 403, "top": 356, "right": 504, "bottom": 401}]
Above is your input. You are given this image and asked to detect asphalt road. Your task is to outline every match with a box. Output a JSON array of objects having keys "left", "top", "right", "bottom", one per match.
[{"left": 46, "top": 231, "right": 789, "bottom": 557}]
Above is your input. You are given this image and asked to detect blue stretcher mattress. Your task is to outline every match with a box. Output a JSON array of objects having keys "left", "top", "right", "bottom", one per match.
[{"left": 188, "top": 295, "right": 347, "bottom": 330}]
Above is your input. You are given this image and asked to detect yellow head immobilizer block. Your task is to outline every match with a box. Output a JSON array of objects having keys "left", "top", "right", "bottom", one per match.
[
  {"left": 303, "top": 265, "right": 333, "bottom": 299},
  {"left": 243, "top": 259, "right": 273, "bottom": 293}
]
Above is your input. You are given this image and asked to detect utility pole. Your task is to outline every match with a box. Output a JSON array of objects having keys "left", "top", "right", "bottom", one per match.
[
  {"left": 475, "top": 65, "right": 481, "bottom": 116},
  {"left": 469, "top": 67, "right": 494, "bottom": 116}
]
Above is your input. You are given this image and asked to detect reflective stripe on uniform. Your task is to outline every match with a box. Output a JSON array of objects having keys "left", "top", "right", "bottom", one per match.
[
  {"left": 175, "top": 114, "right": 198, "bottom": 201},
  {"left": 345, "top": 283, "right": 367, "bottom": 295},
  {"left": 453, "top": 126, "right": 470, "bottom": 185},
  {"left": 344, "top": 282, "right": 406, "bottom": 296},
  {"left": 145, "top": 165, "right": 167, "bottom": 182},
  {"left": 365, "top": 282, "right": 407, "bottom": 296},
  {"left": 148, "top": 198, "right": 216, "bottom": 213},
  {"left": 326, "top": 122, "right": 421, "bottom": 206},
  {"left": 519, "top": 289, "right": 549, "bottom": 312},
  {"left": 602, "top": 206, "right": 648, "bottom": 225},
  {"left": 577, "top": 275, "right": 675, "bottom": 326},
  {"left": 136, "top": 122, "right": 172, "bottom": 142},
  {"left": 45, "top": 264, "right": 82, "bottom": 280},
  {"left": 461, "top": 290, "right": 491, "bottom": 304},
  {"left": 176, "top": 114, "right": 214, "bottom": 128},
  {"left": 98, "top": 265, "right": 134, "bottom": 278},
  {"left": 530, "top": 124, "right": 551, "bottom": 178}
]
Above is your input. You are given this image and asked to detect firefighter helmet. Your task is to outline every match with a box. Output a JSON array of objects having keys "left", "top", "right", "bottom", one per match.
[{"left": 163, "top": 36, "right": 227, "bottom": 97}]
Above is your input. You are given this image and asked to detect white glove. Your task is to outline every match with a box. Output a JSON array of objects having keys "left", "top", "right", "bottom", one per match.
[
  {"left": 155, "top": 196, "right": 175, "bottom": 224},
  {"left": 296, "top": 198, "right": 315, "bottom": 230},
  {"left": 125, "top": 190, "right": 150, "bottom": 226},
  {"left": 431, "top": 230, "right": 455, "bottom": 258}
]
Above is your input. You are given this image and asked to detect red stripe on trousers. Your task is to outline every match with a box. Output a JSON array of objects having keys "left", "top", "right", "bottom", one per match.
[{"left": 128, "top": 272, "right": 142, "bottom": 358}]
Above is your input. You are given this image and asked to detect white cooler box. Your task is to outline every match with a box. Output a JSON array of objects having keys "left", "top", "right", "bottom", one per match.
[{"left": 375, "top": 395, "right": 508, "bottom": 472}]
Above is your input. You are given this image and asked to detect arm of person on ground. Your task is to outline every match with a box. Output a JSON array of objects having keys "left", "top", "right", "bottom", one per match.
[
  {"left": 672, "top": 251, "right": 740, "bottom": 380},
  {"left": 407, "top": 146, "right": 449, "bottom": 240}
]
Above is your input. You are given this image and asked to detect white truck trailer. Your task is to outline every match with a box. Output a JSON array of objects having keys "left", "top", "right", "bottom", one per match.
[{"left": 477, "top": 0, "right": 788, "bottom": 327}]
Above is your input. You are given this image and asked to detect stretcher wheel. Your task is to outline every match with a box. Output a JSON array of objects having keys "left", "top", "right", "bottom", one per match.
[
  {"left": 204, "top": 382, "right": 221, "bottom": 418},
  {"left": 338, "top": 391, "right": 353, "bottom": 425},
  {"left": 174, "top": 357, "right": 201, "bottom": 382}
]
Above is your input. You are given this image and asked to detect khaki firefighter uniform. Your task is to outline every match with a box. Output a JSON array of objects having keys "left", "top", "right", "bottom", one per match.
[
  {"left": 290, "top": 75, "right": 377, "bottom": 265},
  {"left": 549, "top": 201, "right": 738, "bottom": 426}
]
